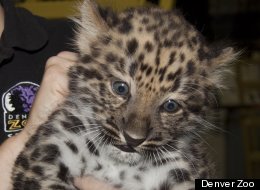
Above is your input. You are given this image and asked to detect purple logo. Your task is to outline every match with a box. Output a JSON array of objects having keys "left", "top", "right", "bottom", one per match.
[{"left": 2, "top": 82, "right": 39, "bottom": 134}]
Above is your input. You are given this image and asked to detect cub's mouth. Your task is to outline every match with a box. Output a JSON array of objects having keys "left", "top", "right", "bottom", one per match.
[{"left": 114, "top": 144, "right": 137, "bottom": 153}]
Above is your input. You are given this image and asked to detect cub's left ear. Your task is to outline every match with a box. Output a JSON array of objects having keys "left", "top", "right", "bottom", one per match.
[
  {"left": 210, "top": 47, "right": 239, "bottom": 66},
  {"left": 208, "top": 47, "right": 240, "bottom": 88}
]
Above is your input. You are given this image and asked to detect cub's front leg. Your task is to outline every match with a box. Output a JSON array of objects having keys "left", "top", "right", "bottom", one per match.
[{"left": 11, "top": 123, "right": 85, "bottom": 190}]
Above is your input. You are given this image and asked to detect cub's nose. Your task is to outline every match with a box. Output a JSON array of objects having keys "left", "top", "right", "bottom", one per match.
[{"left": 123, "top": 131, "right": 146, "bottom": 147}]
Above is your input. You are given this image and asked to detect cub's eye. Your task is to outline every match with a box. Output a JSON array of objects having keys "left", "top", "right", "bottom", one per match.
[
  {"left": 163, "top": 99, "right": 179, "bottom": 112},
  {"left": 112, "top": 81, "right": 129, "bottom": 96}
]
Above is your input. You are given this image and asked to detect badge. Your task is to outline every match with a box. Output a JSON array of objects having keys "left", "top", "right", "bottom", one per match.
[{"left": 2, "top": 82, "right": 39, "bottom": 136}]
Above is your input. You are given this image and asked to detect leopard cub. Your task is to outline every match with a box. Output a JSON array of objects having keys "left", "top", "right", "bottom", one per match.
[{"left": 12, "top": 0, "right": 237, "bottom": 189}]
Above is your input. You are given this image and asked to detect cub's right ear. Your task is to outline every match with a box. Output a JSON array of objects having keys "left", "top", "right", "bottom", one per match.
[{"left": 73, "top": 0, "right": 109, "bottom": 53}]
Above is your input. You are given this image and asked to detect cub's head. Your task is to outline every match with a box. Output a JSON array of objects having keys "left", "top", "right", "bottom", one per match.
[{"left": 69, "top": 0, "right": 238, "bottom": 163}]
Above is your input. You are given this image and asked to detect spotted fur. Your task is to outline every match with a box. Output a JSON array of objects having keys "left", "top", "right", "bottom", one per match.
[{"left": 12, "top": 0, "right": 238, "bottom": 189}]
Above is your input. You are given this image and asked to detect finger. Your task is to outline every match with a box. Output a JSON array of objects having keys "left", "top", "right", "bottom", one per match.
[
  {"left": 74, "top": 177, "right": 118, "bottom": 190},
  {"left": 45, "top": 56, "right": 75, "bottom": 70},
  {"left": 57, "top": 51, "right": 78, "bottom": 61}
]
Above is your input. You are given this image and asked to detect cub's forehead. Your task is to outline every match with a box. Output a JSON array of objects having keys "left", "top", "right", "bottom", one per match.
[
  {"left": 103, "top": 8, "right": 204, "bottom": 93},
  {"left": 77, "top": 1, "right": 235, "bottom": 99},
  {"left": 112, "top": 8, "right": 202, "bottom": 50}
]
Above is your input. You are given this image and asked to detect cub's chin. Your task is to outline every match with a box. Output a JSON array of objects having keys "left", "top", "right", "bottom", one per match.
[{"left": 106, "top": 145, "right": 142, "bottom": 164}]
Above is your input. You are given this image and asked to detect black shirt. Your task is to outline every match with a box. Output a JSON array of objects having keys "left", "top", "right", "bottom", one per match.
[{"left": 0, "top": 0, "right": 75, "bottom": 143}]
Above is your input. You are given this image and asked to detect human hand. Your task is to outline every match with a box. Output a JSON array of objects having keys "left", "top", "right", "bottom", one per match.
[
  {"left": 25, "top": 51, "right": 77, "bottom": 132},
  {"left": 74, "top": 177, "right": 118, "bottom": 190},
  {"left": 0, "top": 51, "right": 118, "bottom": 190},
  {"left": 0, "top": 52, "right": 76, "bottom": 190}
]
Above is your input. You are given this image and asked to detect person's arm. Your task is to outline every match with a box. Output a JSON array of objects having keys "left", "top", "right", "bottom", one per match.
[{"left": 0, "top": 51, "right": 117, "bottom": 190}]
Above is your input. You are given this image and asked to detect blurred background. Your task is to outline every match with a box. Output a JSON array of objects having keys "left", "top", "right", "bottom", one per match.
[{"left": 14, "top": 0, "right": 260, "bottom": 179}]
